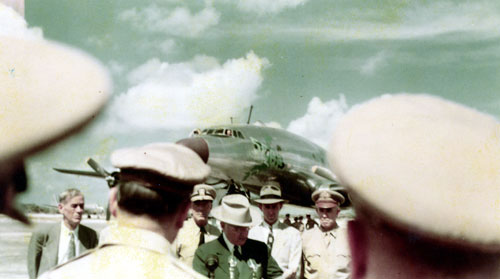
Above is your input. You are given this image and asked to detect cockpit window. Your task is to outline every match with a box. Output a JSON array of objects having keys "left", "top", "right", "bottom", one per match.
[{"left": 199, "top": 128, "right": 245, "bottom": 139}]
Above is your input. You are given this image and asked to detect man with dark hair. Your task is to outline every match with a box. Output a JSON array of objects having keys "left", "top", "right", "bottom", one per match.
[
  {"left": 329, "top": 94, "right": 500, "bottom": 279},
  {"left": 175, "top": 184, "right": 221, "bottom": 266},
  {"left": 305, "top": 214, "right": 318, "bottom": 230},
  {"left": 27, "top": 189, "right": 98, "bottom": 279},
  {"left": 40, "top": 143, "right": 211, "bottom": 279},
  {"left": 249, "top": 183, "right": 302, "bottom": 279},
  {"left": 283, "top": 214, "right": 292, "bottom": 227},
  {"left": 193, "top": 194, "right": 283, "bottom": 279}
]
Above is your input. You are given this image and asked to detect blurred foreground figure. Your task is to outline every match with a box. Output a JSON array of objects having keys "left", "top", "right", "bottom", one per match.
[
  {"left": 329, "top": 94, "right": 500, "bottom": 279},
  {"left": 28, "top": 189, "right": 98, "bottom": 279},
  {"left": 301, "top": 187, "right": 350, "bottom": 279},
  {"left": 40, "top": 143, "right": 211, "bottom": 279},
  {"left": 0, "top": 4, "right": 111, "bottom": 224},
  {"left": 175, "top": 184, "right": 220, "bottom": 266}
]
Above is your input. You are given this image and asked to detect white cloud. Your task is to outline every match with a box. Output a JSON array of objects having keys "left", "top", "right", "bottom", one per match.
[
  {"left": 360, "top": 51, "right": 388, "bottom": 76},
  {"left": 0, "top": 3, "right": 42, "bottom": 39},
  {"left": 106, "top": 51, "right": 270, "bottom": 130},
  {"left": 237, "top": 0, "right": 309, "bottom": 15},
  {"left": 287, "top": 95, "right": 348, "bottom": 148},
  {"left": 119, "top": 4, "right": 220, "bottom": 37}
]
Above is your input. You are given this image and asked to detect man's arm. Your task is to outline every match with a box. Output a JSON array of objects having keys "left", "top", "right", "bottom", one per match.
[
  {"left": 192, "top": 247, "right": 209, "bottom": 277},
  {"left": 266, "top": 253, "right": 283, "bottom": 279},
  {"left": 27, "top": 230, "right": 45, "bottom": 279},
  {"left": 284, "top": 230, "right": 302, "bottom": 279}
]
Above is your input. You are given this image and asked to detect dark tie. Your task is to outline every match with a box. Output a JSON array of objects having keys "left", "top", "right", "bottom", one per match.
[
  {"left": 68, "top": 232, "right": 76, "bottom": 259},
  {"left": 233, "top": 246, "right": 242, "bottom": 260},
  {"left": 199, "top": 226, "right": 206, "bottom": 246},
  {"left": 267, "top": 227, "right": 274, "bottom": 253}
]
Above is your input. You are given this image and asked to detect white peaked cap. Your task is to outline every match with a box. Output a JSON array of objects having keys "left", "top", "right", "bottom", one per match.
[
  {"left": 111, "top": 143, "right": 211, "bottom": 186},
  {"left": 329, "top": 94, "right": 500, "bottom": 250},
  {"left": 0, "top": 36, "right": 111, "bottom": 164}
]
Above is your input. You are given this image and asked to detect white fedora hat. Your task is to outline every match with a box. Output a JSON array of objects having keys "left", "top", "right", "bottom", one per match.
[{"left": 212, "top": 194, "right": 261, "bottom": 227}]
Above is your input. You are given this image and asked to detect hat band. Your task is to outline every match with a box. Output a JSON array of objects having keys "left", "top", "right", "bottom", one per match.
[{"left": 260, "top": 194, "right": 282, "bottom": 200}]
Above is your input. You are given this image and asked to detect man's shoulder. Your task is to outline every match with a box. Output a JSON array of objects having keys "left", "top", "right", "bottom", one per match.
[
  {"left": 196, "top": 237, "right": 222, "bottom": 253},
  {"left": 245, "top": 238, "right": 267, "bottom": 250},
  {"left": 79, "top": 223, "right": 97, "bottom": 233},
  {"left": 40, "top": 244, "right": 207, "bottom": 279}
]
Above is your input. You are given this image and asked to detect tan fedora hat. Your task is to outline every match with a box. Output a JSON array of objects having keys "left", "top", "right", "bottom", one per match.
[
  {"left": 254, "top": 182, "right": 287, "bottom": 204},
  {"left": 329, "top": 94, "right": 500, "bottom": 251},
  {"left": 212, "top": 194, "right": 261, "bottom": 227},
  {"left": 0, "top": 36, "right": 111, "bottom": 165},
  {"left": 191, "top": 184, "right": 216, "bottom": 202}
]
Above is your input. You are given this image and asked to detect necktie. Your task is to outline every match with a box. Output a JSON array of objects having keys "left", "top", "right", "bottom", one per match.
[
  {"left": 233, "top": 246, "right": 242, "bottom": 260},
  {"left": 68, "top": 231, "right": 76, "bottom": 259},
  {"left": 267, "top": 227, "right": 274, "bottom": 253},
  {"left": 199, "top": 226, "right": 206, "bottom": 246}
]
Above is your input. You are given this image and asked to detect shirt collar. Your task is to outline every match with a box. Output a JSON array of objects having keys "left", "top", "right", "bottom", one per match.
[
  {"left": 222, "top": 232, "right": 235, "bottom": 252},
  {"left": 60, "top": 222, "right": 79, "bottom": 236}
]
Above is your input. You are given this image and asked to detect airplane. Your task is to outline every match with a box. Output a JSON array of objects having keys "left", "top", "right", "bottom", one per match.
[
  {"left": 176, "top": 123, "right": 348, "bottom": 207},
  {"left": 53, "top": 110, "right": 349, "bottom": 209}
]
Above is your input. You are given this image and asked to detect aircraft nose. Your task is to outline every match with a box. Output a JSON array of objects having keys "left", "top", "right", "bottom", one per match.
[{"left": 176, "top": 137, "right": 209, "bottom": 163}]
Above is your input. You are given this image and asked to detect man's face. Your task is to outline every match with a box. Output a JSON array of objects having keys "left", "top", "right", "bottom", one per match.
[
  {"left": 191, "top": 200, "right": 212, "bottom": 227},
  {"left": 222, "top": 222, "right": 249, "bottom": 246},
  {"left": 258, "top": 202, "right": 282, "bottom": 225},
  {"left": 58, "top": 195, "right": 84, "bottom": 229},
  {"left": 316, "top": 206, "right": 339, "bottom": 231}
]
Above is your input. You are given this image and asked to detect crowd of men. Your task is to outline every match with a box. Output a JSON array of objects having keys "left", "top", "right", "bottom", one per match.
[{"left": 2, "top": 2, "right": 500, "bottom": 278}]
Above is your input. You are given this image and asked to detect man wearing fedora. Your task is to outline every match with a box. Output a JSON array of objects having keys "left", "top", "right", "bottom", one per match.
[
  {"left": 174, "top": 184, "right": 221, "bottom": 266},
  {"left": 40, "top": 143, "right": 210, "bottom": 279},
  {"left": 248, "top": 183, "right": 302, "bottom": 279},
  {"left": 301, "top": 187, "right": 350, "bottom": 279},
  {"left": 0, "top": 3, "right": 110, "bottom": 225},
  {"left": 193, "top": 194, "right": 283, "bottom": 279},
  {"left": 329, "top": 94, "right": 500, "bottom": 279}
]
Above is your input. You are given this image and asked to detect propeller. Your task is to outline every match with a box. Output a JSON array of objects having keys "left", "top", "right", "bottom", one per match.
[{"left": 53, "top": 158, "right": 118, "bottom": 188}]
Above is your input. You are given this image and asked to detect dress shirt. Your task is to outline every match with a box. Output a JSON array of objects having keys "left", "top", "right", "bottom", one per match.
[
  {"left": 249, "top": 221, "right": 302, "bottom": 278},
  {"left": 57, "top": 223, "right": 80, "bottom": 264},
  {"left": 301, "top": 224, "right": 351, "bottom": 279}
]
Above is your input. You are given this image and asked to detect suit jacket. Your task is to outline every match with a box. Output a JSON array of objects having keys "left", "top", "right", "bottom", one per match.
[
  {"left": 27, "top": 222, "right": 98, "bottom": 279},
  {"left": 193, "top": 235, "right": 283, "bottom": 279}
]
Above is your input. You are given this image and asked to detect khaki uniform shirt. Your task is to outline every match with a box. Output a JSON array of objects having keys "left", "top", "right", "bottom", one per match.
[
  {"left": 39, "top": 223, "right": 207, "bottom": 279},
  {"left": 174, "top": 218, "right": 221, "bottom": 267},
  {"left": 301, "top": 224, "right": 350, "bottom": 279}
]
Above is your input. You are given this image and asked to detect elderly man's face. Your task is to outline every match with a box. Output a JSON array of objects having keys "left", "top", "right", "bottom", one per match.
[
  {"left": 259, "top": 202, "right": 282, "bottom": 225},
  {"left": 221, "top": 222, "right": 249, "bottom": 246},
  {"left": 59, "top": 195, "right": 84, "bottom": 230},
  {"left": 192, "top": 200, "right": 212, "bottom": 227},
  {"left": 316, "top": 206, "right": 340, "bottom": 231}
]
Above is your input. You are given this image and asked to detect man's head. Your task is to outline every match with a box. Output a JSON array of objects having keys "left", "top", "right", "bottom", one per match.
[
  {"left": 0, "top": 22, "right": 110, "bottom": 223},
  {"left": 190, "top": 184, "right": 216, "bottom": 227},
  {"left": 285, "top": 214, "right": 290, "bottom": 219},
  {"left": 58, "top": 189, "right": 85, "bottom": 230},
  {"left": 212, "top": 194, "right": 260, "bottom": 246},
  {"left": 329, "top": 94, "right": 500, "bottom": 278},
  {"left": 312, "top": 188, "right": 344, "bottom": 231},
  {"left": 255, "top": 183, "right": 285, "bottom": 226},
  {"left": 110, "top": 143, "right": 210, "bottom": 242}
]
